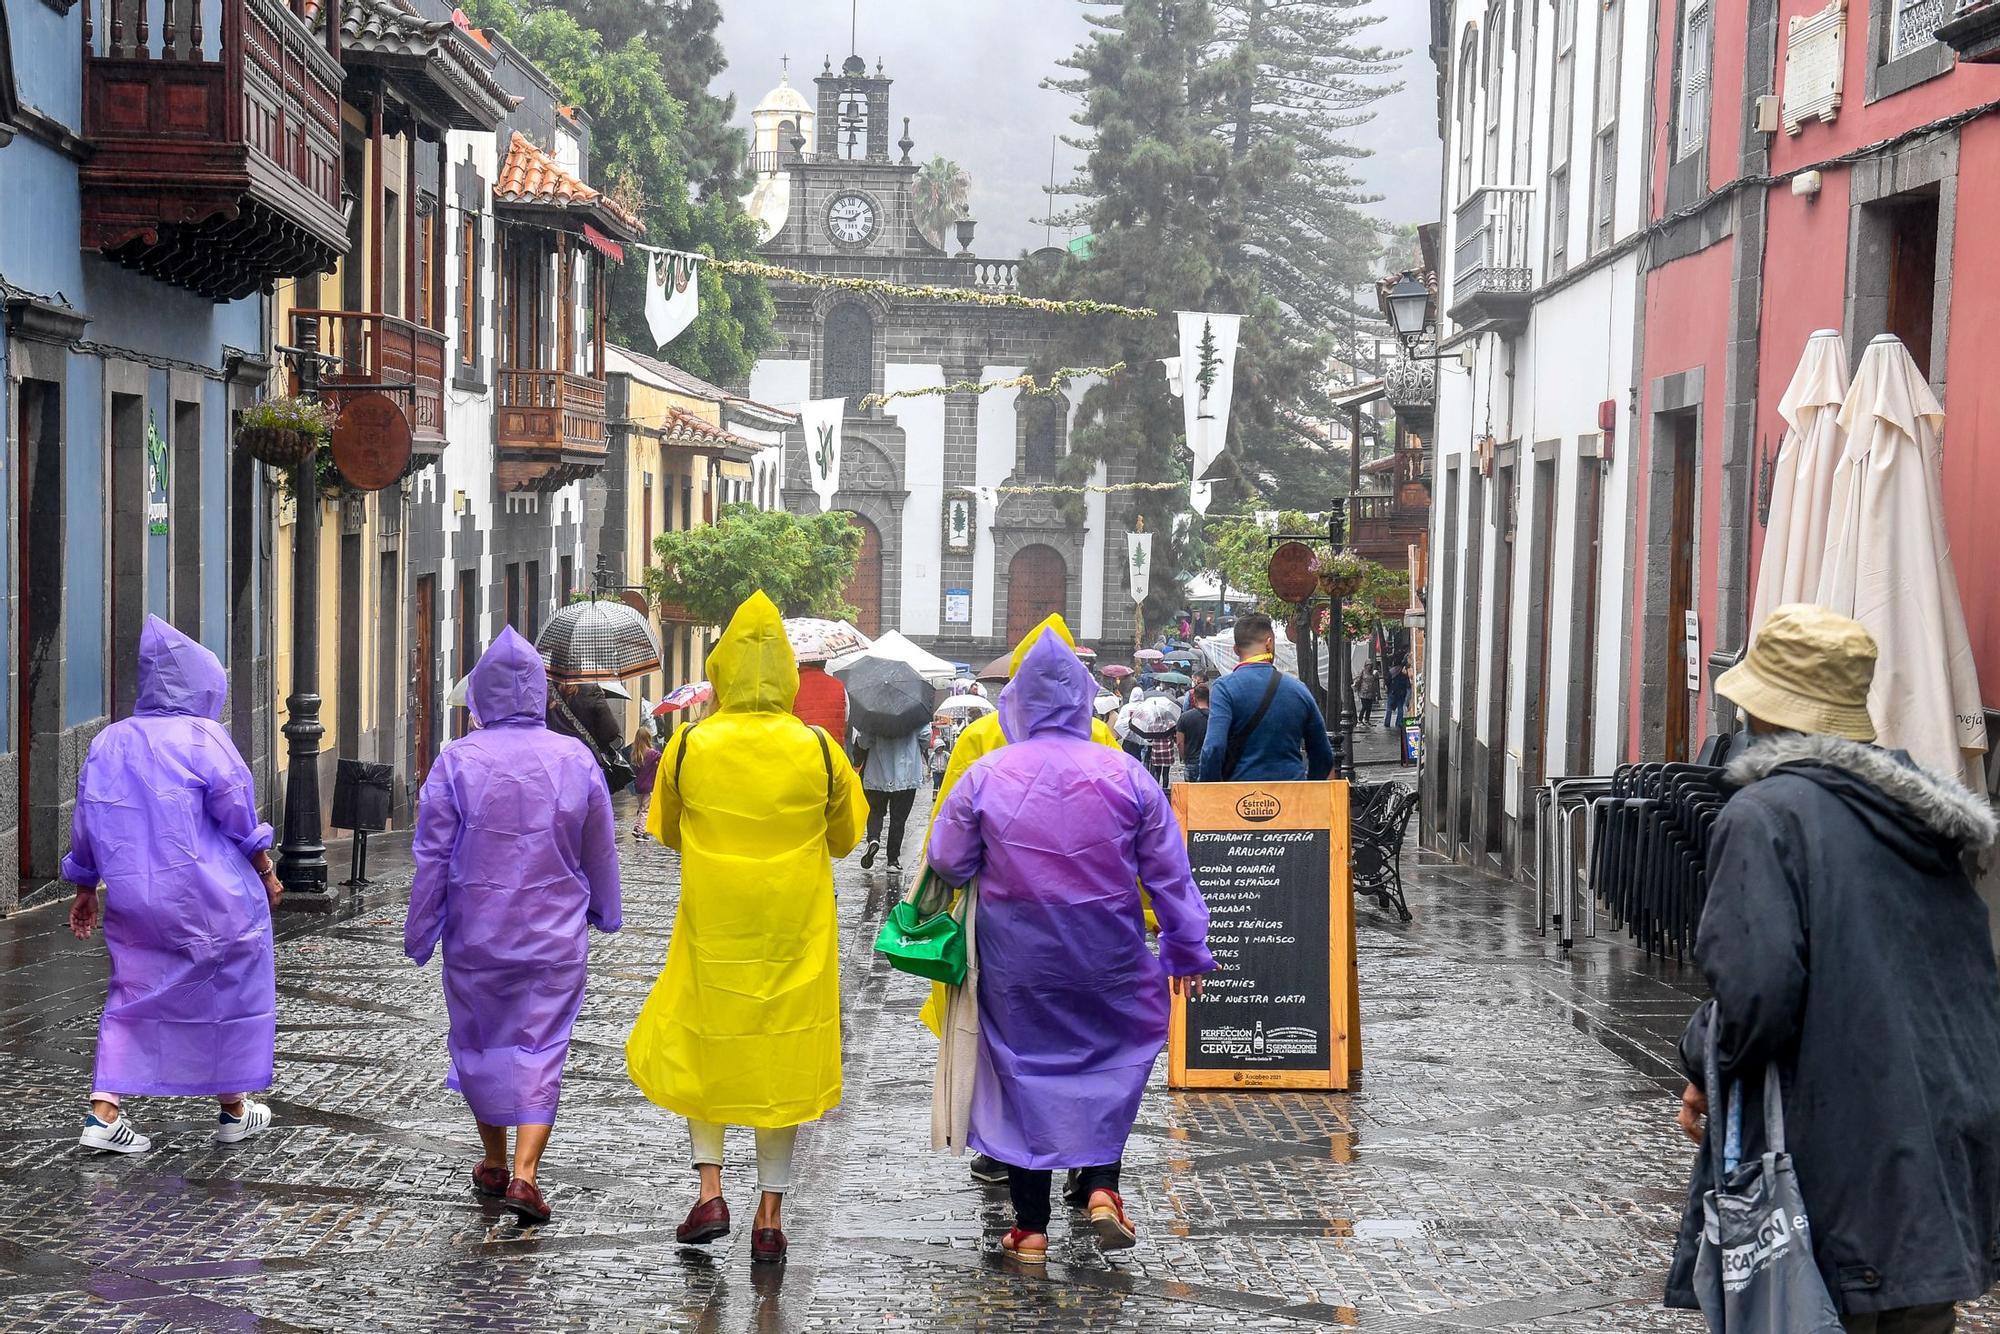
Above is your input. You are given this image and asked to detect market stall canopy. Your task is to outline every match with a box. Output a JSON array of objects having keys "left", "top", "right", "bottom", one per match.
[
  {"left": 535, "top": 598, "right": 663, "bottom": 681},
  {"left": 783, "top": 617, "right": 873, "bottom": 665},
  {"left": 1816, "top": 334, "right": 1988, "bottom": 787},
  {"left": 827, "top": 630, "right": 959, "bottom": 683},
  {"left": 1751, "top": 330, "right": 1850, "bottom": 642}
]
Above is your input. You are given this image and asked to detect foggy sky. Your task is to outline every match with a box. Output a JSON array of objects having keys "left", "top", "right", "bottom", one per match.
[{"left": 715, "top": 1, "right": 1442, "bottom": 258}]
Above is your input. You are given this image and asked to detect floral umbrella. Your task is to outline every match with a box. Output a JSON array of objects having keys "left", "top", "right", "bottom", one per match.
[
  {"left": 1101, "top": 665, "right": 1135, "bottom": 680},
  {"left": 783, "top": 617, "right": 873, "bottom": 665},
  {"left": 1133, "top": 649, "right": 1165, "bottom": 662},
  {"left": 651, "top": 681, "right": 713, "bottom": 716}
]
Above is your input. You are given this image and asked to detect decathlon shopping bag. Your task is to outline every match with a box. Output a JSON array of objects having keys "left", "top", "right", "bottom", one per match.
[{"left": 1691, "top": 1021, "right": 1842, "bottom": 1334}]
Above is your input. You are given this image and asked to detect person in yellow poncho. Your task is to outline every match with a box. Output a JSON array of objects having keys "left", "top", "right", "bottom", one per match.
[
  {"left": 626, "top": 592, "right": 868, "bottom": 1266},
  {"left": 920, "top": 613, "right": 1132, "bottom": 1187}
]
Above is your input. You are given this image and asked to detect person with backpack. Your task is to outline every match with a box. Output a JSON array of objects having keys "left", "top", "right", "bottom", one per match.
[
  {"left": 1198, "top": 613, "right": 1335, "bottom": 783},
  {"left": 405, "top": 627, "right": 623, "bottom": 1225},
  {"left": 626, "top": 592, "right": 868, "bottom": 1266}
]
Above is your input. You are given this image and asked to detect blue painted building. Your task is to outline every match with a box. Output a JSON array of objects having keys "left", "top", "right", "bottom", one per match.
[{"left": 0, "top": 0, "right": 344, "bottom": 909}]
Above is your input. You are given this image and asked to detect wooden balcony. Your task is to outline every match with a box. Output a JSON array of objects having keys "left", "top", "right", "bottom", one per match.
[
  {"left": 496, "top": 368, "right": 610, "bottom": 492},
  {"left": 81, "top": 0, "right": 348, "bottom": 300},
  {"left": 290, "top": 307, "right": 447, "bottom": 457},
  {"left": 1347, "top": 487, "right": 1430, "bottom": 578}
]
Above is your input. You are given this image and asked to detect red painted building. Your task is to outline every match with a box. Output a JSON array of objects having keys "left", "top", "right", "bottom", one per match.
[{"left": 1632, "top": 1, "right": 2000, "bottom": 763}]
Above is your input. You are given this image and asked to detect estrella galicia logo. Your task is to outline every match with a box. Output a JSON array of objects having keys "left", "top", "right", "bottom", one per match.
[{"left": 1236, "top": 791, "right": 1280, "bottom": 822}]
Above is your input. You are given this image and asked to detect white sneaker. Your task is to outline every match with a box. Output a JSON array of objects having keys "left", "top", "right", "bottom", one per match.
[
  {"left": 212, "top": 1098, "right": 275, "bottom": 1144},
  {"left": 79, "top": 1114, "right": 152, "bottom": 1154}
]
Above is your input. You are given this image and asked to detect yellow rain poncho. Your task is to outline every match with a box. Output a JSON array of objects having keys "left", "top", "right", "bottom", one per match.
[
  {"left": 627, "top": 592, "right": 868, "bottom": 1128},
  {"left": 919, "top": 613, "right": 1128, "bottom": 1036}
]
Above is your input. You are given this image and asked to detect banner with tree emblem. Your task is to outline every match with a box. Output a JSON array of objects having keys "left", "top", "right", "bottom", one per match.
[
  {"left": 645, "top": 251, "right": 702, "bottom": 349},
  {"left": 1128, "top": 531, "right": 1153, "bottom": 605},
  {"left": 1173, "top": 312, "right": 1241, "bottom": 514},
  {"left": 800, "top": 398, "right": 846, "bottom": 512}
]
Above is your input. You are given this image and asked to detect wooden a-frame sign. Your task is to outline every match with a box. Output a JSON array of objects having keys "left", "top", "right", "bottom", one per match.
[{"left": 1169, "top": 781, "right": 1360, "bottom": 1091}]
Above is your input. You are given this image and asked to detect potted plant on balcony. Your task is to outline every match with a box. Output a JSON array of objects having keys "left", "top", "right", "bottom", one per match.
[
  {"left": 236, "top": 396, "right": 332, "bottom": 469},
  {"left": 1314, "top": 548, "right": 1368, "bottom": 599}
]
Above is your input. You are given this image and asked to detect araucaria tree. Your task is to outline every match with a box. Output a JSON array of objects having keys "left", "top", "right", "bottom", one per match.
[{"left": 1038, "top": 0, "right": 1393, "bottom": 627}]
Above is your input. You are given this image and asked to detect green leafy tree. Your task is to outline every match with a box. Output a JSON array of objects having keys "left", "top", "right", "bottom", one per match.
[
  {"left": 910, "top": 155, "right": 971, "bottom": 250},
  {"left": 460, "top": 0, "right": 772, "bottom": 383},
  {"left": 647, "top": 504, "right": 865, "bottom": 625}
]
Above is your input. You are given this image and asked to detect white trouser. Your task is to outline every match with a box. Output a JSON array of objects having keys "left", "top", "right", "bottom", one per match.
[{"left": 687, "top": 1120, "right": 799, "bottom": 1195}]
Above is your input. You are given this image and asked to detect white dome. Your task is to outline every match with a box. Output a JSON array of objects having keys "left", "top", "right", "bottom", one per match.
[{"left": 755, "top": 71, "right": 813, "bottom": 117}]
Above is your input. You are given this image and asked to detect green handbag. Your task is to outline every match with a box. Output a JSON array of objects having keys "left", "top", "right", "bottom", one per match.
[{"left": 874, "top": 865, "right": 968, "bottom": 986}]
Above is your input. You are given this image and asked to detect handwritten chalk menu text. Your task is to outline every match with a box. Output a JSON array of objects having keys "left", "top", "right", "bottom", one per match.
[
  {"left": 1169, "top": 781, "right": 1356, "bottom": 1090},
  {"left": 1186, "top": 826, "right": 1331, "bottom": 1069}
]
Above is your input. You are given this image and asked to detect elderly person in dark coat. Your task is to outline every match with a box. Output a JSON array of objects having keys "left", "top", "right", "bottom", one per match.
[{"left": 1666, "top": 605, "right": 2000, "bottom": 1333}]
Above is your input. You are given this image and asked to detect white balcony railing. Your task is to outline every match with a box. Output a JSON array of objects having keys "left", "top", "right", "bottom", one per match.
[{"left": 1452, "top": 185, "right": 1536, "bottom": 304}]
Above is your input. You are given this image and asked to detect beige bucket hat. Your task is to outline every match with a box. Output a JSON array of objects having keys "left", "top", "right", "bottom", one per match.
[{"left": 1717, "top": 604, "right": 1878, "bottom": 742}]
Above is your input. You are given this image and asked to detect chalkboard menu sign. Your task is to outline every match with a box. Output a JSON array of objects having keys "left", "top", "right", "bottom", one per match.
[{"left": 1168, "top": 782, "right": 1358, "bottom": 1090}]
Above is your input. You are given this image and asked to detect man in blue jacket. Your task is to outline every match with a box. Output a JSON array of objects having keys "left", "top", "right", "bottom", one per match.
[{"left": 1198, "top": 613, "right": 1336, "bottom": 783}]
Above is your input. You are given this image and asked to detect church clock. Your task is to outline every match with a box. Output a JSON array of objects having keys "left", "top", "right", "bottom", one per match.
[{"left": 827, "top": 193, "right": 879, "bottom": 246}]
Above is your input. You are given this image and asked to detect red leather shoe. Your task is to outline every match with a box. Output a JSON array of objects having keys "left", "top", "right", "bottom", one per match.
[
  {"left": 471, "top": 1163, "right": 509, "bottom": 1198},
  {"left": 1087, "top": 1190, "right": 1136, "bottom": 1250},
  {"left": 677, "top": 1195, "right": 731, "bottom": 1245},
  {"left": 751, "top": 1227, "right": 788, "bottom": 1264},
  {"left": 505, "top": 1177, "right": 551, "bottom": 1224}
]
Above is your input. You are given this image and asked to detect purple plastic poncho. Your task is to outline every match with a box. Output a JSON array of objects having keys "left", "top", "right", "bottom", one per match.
[
  {"left": 63, "top": 615, "right": 276, "bottom": 1098},
  {"left": 927, "top": 632, "right": 1215, "bottom": 1170},
  {"left": 406, "top": 627, "right": 622, "bottom": 1126}
]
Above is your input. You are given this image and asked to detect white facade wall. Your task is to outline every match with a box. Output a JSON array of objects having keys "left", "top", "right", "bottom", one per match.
[{"left": 1427, "top": 0, "right": 1647, "bottom": 864}]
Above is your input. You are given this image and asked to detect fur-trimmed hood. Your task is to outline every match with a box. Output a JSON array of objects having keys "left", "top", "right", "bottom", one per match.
[{"left": 1727, "top": 732, "right": 1998, "bottom": 852}]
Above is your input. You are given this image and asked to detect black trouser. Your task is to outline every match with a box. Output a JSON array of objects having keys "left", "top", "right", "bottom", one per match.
[
  {"left": 1007, "top": 1162, "right": 1120, "bottom": 1233},
  {"left": 864, "top": 788, "right": 917, "bottom": 863}
]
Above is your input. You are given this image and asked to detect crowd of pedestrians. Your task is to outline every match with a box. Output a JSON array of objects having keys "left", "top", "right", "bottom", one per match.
[{"left": 51, "top": 596, "right": 2000, "bottom": 1327}]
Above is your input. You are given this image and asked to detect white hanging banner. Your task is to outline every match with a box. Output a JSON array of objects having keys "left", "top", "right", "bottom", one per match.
[
  {"left": 1175, "top": 311, "right": 1241, "bottom": 483},
  {"left": 1190, "top": 477, "right": 1214, "bottom": 516},
  {"left": 645, "top": 251, "right": 701, "bottom": 349},
  {"left": 800, "top": 398, "right": 846, "bottom": 512},
  {"left": 1127, "top": 531, "right": 1153, "bottom": 605}
]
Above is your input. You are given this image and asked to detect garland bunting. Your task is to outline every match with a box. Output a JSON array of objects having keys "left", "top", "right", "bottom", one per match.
[
  {"left": 699, "top": 255, "right": 1157, "bottom": 320},
  {"left": 858, "top": 364, "right": 1126, "bottom": 410}
]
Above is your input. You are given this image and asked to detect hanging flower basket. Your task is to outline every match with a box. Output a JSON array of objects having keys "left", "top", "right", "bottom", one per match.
[
  {"left": 1315, "top": 549, "right": 1367, "bottom": 599},
  {"left": 236, "top": 396, "right": 332, "bottom": 469}
]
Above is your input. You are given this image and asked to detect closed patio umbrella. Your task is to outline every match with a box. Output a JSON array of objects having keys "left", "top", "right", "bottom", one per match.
[
  {"left": 1750, "top": 330, "right": 1849, "bottom": 642},
  {"left": 1816, "top": 334, "right": 1988, "bottom": 787}
]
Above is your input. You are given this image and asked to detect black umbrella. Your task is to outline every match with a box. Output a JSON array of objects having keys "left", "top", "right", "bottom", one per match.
[
  {"left": 534, "top": 598, "right": 664, "bottom": 682},
  {"left": 839, "top": 658, "right": 933, "bottom": 736}
]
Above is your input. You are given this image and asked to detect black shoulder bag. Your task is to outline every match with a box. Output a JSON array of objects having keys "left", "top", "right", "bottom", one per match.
[
  {"left": 555, "top": 690, "right": 635, "bottom": 794},
  {"left": 1219, "top": 667, "right": 1284, "bottom": 781}
]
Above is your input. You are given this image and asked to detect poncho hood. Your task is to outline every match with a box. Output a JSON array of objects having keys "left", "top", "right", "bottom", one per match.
[
  {"left": 1009, "top": 612, "right": 1077, "bottom": 676},
  {"left": 135, "top": 615, "right": 227, "bottom": 720},
  {"left": 468, "top": 626, "right": 549, "bottom": 728},
  {"left": 999, "top": 631, "right": 1094, "bottom": 742},
  {"left": 709, "top": 591, "right": 799, "bottom": 715},
  {"left": 1728, "top": 731, "right": 1999, "bottom": 867}
]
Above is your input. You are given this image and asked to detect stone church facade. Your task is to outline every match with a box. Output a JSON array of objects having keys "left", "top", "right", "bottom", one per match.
[{"left": 743, "top": 56, "right": 1139, "bottom": 660}]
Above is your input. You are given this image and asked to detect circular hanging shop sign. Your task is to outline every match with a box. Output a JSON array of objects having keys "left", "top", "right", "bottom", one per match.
[
  {"left": 1266, "top": 540, "right": 1319, "bottom": 604},
  {"left": 331, "top": 391, "right": 413, "bottom": 491}
]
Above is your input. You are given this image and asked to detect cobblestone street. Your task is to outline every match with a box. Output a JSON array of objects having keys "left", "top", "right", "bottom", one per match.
[{"left": 1, "top": 747, "right": 1993, "bottom": 1332}]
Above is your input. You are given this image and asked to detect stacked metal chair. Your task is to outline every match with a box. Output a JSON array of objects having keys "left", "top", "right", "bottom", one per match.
[
  {"left": 1587, "top": 763, "right": 1731, "bottom": 961},
  {"left": 1351, "top": 782, "right": 1418, "bottom": 922}
]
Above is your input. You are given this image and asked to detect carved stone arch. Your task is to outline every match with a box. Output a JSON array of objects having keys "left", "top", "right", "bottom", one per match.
[
  {"left": 990, "top": 519, "right": 1086, "bottom": 645},
  {"left": 831, "top": 490, "right": 902, "bottom": 634}
]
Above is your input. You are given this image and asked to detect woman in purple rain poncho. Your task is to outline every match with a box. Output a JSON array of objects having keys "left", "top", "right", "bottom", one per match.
[
  {"left": 65, "top": 615, "right": 283, "bottom": 1156},
  {"left": 406, "top": 627, "right": 622, "bottom": 1225},
  {"left": 927, "top": 631, "right": 1215, "bottom": 1262}
]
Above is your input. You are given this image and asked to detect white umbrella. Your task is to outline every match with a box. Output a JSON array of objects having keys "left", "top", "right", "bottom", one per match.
[
  {"left": 936, "top": 696, "right": 996, "bottom": 719},
  {"left": 1816, "top": 334, "right": 1988, "bottom": 787},
  {"left": 1750, "top": 330, "right": 1849, "bottom": 642},
  {"left": 827, "top": 629, "right": 959, "bottom": 683},
  {"left": 446, "top": 674, "right": 471, "bottom": 709}
]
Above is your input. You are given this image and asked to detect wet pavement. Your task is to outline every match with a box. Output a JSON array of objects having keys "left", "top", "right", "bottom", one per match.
[{"left": 1, "top": 736, "right": 1995, "bottom": 1331}]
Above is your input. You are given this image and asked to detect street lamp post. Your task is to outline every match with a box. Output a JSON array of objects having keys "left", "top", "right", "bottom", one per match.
[
  {"left": 1327, "top": 499, "right": 1356, "bottom": 783},
  {"left": 275, "top": 325, "right": 331, "bottom": 906}
]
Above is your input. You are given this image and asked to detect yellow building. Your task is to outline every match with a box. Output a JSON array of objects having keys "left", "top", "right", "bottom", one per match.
[{"left": 603, "top": 345, "right": 792, "bottom": 733}]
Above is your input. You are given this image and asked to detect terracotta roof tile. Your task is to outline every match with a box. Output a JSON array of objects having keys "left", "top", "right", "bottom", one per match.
[
  {"left": 494, "top": 132, "right": 642, "bottom": 236},
  {"left": 662, "top": 406, "right": 745, "bottom": 448}
]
